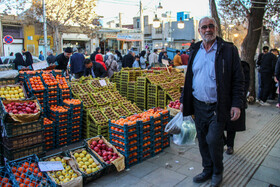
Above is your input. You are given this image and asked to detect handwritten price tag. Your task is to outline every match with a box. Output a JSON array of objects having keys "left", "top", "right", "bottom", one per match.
[
  {"left": 38, "top": 161, "right": 64, "bottom": 172},
  {"left": 99, "top": 79, "right": 107, "bottom": 87}
]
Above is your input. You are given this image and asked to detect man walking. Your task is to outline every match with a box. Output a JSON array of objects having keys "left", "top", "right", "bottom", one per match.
[
  {"left": 158, "top": 48, "right": 165, "bottom": 63},
  {"left": 70, "top": 47, "right": 85, "bottom": 79},
  {"left": 173, "top": 50, "right": 182, "bottom": 66},
  {"left": 256, "top": 46, "right": 269, "bottom": 100},
  {"left": 55, "top": 47, "right": 72, "bottom": 71},
  {"left": 46, "top": 50, "right": 56, "bottom": 66},
  {"left": 149, "top": 49, "right": 158, "bottom": 67},
  {"left": 180, "top": 17, "right": 244, "bottom": 187}
]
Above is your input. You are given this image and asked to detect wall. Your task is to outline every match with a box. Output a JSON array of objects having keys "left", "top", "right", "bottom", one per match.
[{"left": 23, "top": 25, "right": 53, "bottom": 57}]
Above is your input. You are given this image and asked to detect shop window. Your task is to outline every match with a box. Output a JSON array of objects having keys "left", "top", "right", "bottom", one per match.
[{"left": 155, "top": 25, "right": 162, "bottom": 34}]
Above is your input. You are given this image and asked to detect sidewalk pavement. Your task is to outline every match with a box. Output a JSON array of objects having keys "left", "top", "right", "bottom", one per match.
[{"left": 87, "top": 101, "right": 280, "bottom": 187}]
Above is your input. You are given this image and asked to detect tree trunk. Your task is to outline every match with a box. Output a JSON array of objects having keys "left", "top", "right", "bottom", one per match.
[
  {"left": 209, "top": 0, "right": 222, "bottom": 37},
  {"left": 54, "top": 26, "right": 62, "bottom": 55},
  {"left": 240, "top": 0, "right": 267, "bottom": 101}
]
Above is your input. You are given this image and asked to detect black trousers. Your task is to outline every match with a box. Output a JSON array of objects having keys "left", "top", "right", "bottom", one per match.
[
  {"left": 193, "top": 98, "right": 225, "bottom": 175},
  {"left": 260, "top": 72, "right": 273, "bottom": 102},
  {"left": 224, "top": 131, "right": 236, "bottom": 148}
]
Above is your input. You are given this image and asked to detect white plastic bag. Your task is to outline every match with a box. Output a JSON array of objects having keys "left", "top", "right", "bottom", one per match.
[
  {"left": 164, "top": 112, "right": 183, "bottom": 134},
  {"left": 173, "top": 115, "right": 197, "bottom": 145}
]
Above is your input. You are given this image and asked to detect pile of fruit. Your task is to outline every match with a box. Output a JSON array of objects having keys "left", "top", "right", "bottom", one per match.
[
  {"left": 88, "top": 139, "right": 120, "bottom": 164},
  {"left": 89, "top": 110, "right": 107, "bottom": 123},
  {"left": 41, "top": 73, "right": 58, "bottom": 87},
  {"left": 168, "top": 100, "right": 181, "bottom": 110},
  {"left": 0, "top": 85, "right": 25, "bottom": 100},
  {"left": 3, "top": 101, "right": 39, "bottom": 114},
  {"left": 28, "top": 76, "right": 45, "bottom": 91},
  {"left": 80, "top": 84, "right": 95, "bottom": 93},
  {"left": 63, "top": 99, "right": 81, "bottom": 105},
  {"left": 79, "top": 94, "right": 95, "bottom": 107},
  {"left": 47, "top": 156, "right": 80, "bottom": 185},
  {"left": 72, "top": 149, "right": 102, "bottom": 174},
  {"left": 91, "top": 93, "right": 107, "bottom": 105}
]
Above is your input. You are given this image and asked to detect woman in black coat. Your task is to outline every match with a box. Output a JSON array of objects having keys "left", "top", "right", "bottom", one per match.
[
  {"left": 13, "top": 53, "right": 25, "bottom": 70},
  {"left": 23, "top": 51, "right": 34, "bottom": 70},
  {"left": 224, "top": 60, "right": 250, "bottom": 155}
]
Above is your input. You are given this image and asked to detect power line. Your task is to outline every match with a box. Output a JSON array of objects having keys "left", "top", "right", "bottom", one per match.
[{"left": 99, "top": 0, "right": 138, "bottom": 6}]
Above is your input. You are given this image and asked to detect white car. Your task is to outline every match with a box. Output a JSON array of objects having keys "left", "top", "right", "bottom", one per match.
[{"left": 0, "top": 56, "right": 43, "bottom": 70}]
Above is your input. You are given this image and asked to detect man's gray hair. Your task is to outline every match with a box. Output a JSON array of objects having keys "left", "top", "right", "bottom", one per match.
[
  {"left": 199, "top": 17, "right": 217, "bottom": 27},
  {"left": 48, "top": 50, "right": 53, "bottom": 54}
]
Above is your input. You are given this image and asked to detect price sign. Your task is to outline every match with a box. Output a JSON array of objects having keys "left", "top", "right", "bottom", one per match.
[
  {"left": 99, "top": 79, "right": 107, "bottom": 87},
  {"left": 38, "top": 161, "right": 64, "bottom": 172}
]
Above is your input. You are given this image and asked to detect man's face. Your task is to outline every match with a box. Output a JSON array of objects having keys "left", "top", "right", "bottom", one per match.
[
  {"left": 47, "top": 52, "right": 50, "bottom": 56},
  {"left": 198, "top": 18, "right": 217, "bottom": 43},
  {"left": 64, "top": 52, "right": 72, "bottom": 58},
  {"left": 272, "top": 51, "right": 278, "bottom": 56},
  {"left": 85, "top": 62, "right": 93, "bottom": 69}
]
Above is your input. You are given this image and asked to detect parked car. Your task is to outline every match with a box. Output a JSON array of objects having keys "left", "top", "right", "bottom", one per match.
[{"left": 0, "top": 56, "right": 43, "bottom": 69}]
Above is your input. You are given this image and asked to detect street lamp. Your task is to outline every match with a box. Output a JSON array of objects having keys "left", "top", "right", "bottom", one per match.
[
  {"left": 233, "top": 33, "right": 239, "bottom": 38},
  {"left": 177, "top": 18, "right": 184, "bottom": 29},
  {"left": 153, "top": 14, "right": 161, "bottom": 29}
]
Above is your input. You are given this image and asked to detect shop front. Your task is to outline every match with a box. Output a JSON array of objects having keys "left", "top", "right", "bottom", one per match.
[
  {"left": 62, "top": 33, "right": 92, "bottom": 54},
  {"left": 117, "top": 33, "right": 142, "bottom": 55},
  {"left": 99, "top": 33, "right": 118, "bottom": 54}
]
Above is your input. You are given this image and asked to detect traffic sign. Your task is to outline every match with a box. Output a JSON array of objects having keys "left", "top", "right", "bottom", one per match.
[{"left": 3, "top": 35, "right": 14, "bottom": 44}]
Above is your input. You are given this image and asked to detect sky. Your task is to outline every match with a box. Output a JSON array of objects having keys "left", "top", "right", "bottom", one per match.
[{"left": 95, "top": 0, "right": 210, "bottom": 26}]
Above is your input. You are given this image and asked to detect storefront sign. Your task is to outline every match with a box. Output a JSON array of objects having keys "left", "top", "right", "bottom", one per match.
[
  {"left": 39, "top": 38, "right": 50, "bottom": 45},
  {"left": 104, "top": 33, "right": 117, "bottom": 39},
  {"left": 117, "top": 33, "right": 142, "bottom": 41}
]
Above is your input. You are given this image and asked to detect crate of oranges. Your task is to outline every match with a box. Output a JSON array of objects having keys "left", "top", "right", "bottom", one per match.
[
  {"left": 0, "top": 166, "right": 17, "bottom": 187},
  {"left": 44, "top": 118, "right": 56, "bottom": 151},
  {"left": 7, "top": 154, "right": 56, "bottom": 187},
  {"left": 41, "top": 73, "right": 59, "bottom": 104},
  {"left": 49, "top": 105, "right": 70, "bottom": 122}
]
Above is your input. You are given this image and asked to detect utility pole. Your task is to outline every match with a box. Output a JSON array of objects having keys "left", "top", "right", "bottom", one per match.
[
  {"left": 119, "top": 13, "right": 122, "bottom": 28},
  {"left": 43, "top": 0, "right": 48, "bottom": 59},
  {"left": 140, "top": 0, "right": 144, "bottom": 51}
]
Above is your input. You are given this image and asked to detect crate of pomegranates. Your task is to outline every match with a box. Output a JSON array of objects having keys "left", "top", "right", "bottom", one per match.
[{"left": 85, "top": 135, "right": 125, "bottom": 173}]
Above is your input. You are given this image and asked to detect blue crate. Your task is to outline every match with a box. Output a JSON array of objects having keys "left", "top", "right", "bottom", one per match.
[
  {"left": 109, "top": 120, "right": 139, "bottom": 137},
  {"left": 125, "top": 155, "right": 140, "bottom": 169},
  {"left": 110, "top": 141, "right": 139, "bottom": 157},
  {"left": 139, "top": 140, "right": 153, "bottom": 151},
  {"left": 110, "top": 138, "right": 138, "bottom": 150},
  {"left": 49, "top": 110, "right": 70, "bottom": 122},
  {"left": 7, "top": 154, "right": 56, "bottom": 187},
  {"left": 0, "top": 166, "right": 17, "bottom": 186}
]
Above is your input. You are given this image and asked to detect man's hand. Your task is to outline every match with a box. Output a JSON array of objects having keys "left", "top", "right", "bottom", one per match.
[
  {"left": 180, "top": 103, "right": 183, "bottom": 112},
  {"left": 230, "top": 107, "right": 240, "bottom": 121}
]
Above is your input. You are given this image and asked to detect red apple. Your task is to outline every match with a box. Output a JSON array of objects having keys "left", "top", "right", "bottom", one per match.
[
  {"left": 93, "top": 147, "right": 99, "bottom": 152},
  {"left": 98, "top": 139, "right": 104, "bottom": 144},
  {"left": 102, "top": 152, "right": 108, "bottom": 157},
  {"left": 91, "top": 141, "right": 97, "bottom": 147},
  {"left": 103, "top": 156, "right": 108, "bottom": 161},
  {"left": 106, "top": 161, "right": 111, "bottom": 164},
  {"left": 112, "top": 156, "right": 117, "bottom": 160},
  {"left": 97, "top": 144, "right": 102, "bottom": 149}
]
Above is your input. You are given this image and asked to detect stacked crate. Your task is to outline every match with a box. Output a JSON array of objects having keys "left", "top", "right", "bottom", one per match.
[
  {"left": 161, "top": 111, "right": 171, "bottom": 148},
  {"left": 120, "top": 71, "right": 129, "bottom": 97},
  {"left": 152, "top": 115, "right": 163, "bottom": 155},
  {"left": 88, "top": 109, "right": 109, "bottom": 140},
  {"left": 43, "top": 118, "right": 56, "bottom": 151},
  {"left": 109, "top": 120, "right": 139, "bottom": 168},
  {"left": 49, "top": 106, "right": 71, "bottom": 148},
  {"left": 158, "top": 89, "right": 167, "bottom": 109},
  {"left": 127, "top": 81, "right": 136, "bottom": 103},
  {"left": 1, "top": 117, "right": 45, "bottom": 160},
  {"left": 135, "top": 77, "right": 147, "bottom": 110},
  {"left": 138, "top": 118, "right": 153, "bottom": 161},
  {"left": 147, "top": 84, "right": 158, "bottom": 109}
]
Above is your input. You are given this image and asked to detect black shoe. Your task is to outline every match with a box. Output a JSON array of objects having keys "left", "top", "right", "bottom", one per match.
[
  {"left": 210, "top": 173, "right": 223, "bottom": 187},
  {"left": 193, "top": 172, "right": 212, "bottom": 183},
  {"left": 226, "top": 147, "right": 234, "bottom": 155}
]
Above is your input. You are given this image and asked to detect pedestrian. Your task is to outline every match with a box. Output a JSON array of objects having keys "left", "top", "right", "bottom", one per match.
[
  {"left": 46, "top": 50, "right": 56, "bottom": 66},
  {"left": 104, "top": 48, "right": 114, "bottom": 62},
  {"left": 258, "top": 48, "right": 278, "bottom": 106},
  {"left": 149, "top": 49, "right": 158, "bottom": 67},
  {"left": 84, "top": 59, "right": 107, "bottom": 78},
  {"left": 90, "top": 47, "right": 101, "bottom": 62},
  {"left": 180, "top": 17, "right": 244, "bottom": 187},
  {"left": 256, "top": 46, "right": 269, "bottom": 100},
  {"left": 10, "top": 52, "right": 14, "bottom": 56},
  {"left": 39, "top": 51, "right": 44, "bottom": 61},
  {"left": 55, "top": 47, "right": 72, "bottom": 71},
  {"left": 95, "top": 54, "right": 107, "bottom": 71},
  {"left": 122, "top": 50, "right": 134, "bottom": 68},
  {"left": 0, "top": 57, "right": 2, "bottom": 65},
  {"left": 23, "top": 51, "right": 34, "bottom": 70},
  {"left": 224, "top": 60, "right": 250, "bottom": 155},
  {"left": 269, "top": 49, "right": 279, "bottom": 100},
  {"left": 70, "top": 47, "right": 85, "bottom": 79},
  {"left": 188, "top": 38, "right": 196, "bottom": 51},
  {"left": 115, "top": 50, "right": 123, "bottom": 71},
  {"left": 132, "top": 55, "right": 141, "bottom": 68},
  {"left": 105, "top": 54, "right": 119, "bottom": 78},
  {"left": 139, "top": 50, "right": 146, "bottom": 69},
  {"left": 275, "top": 55, "right": 280, "bottom": 108},
  {"left": 181, "top": 51, "right": 189, "bottom": 65},
  {"left": 173, "top": 50, "right": 182, "bottom": 66},
  {"left": 13, "top": 53, "right": 25, "bottom": 70},
  {"left": 158, "top": 48, "right": 165, "bottom": 63}
]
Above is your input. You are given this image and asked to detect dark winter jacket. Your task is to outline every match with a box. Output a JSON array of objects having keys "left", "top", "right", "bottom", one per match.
[
  {"left": 84, "top": 61, "right": 107, "bottom": 78},
  {"left": 258, "top": 52, "right": 277, "bottom": 74},
  {"left": 180, "top": 37, "right": 245, "bottom": 123},
  {"left": 123, "top": 53, "right": 134, "bottom": 68},
  {"left": 275, "top": 56, "right": 280, "bottom": 81},
  {"left": 13, "top": 53, "right": 25, "bottom": 70},
  {"left": 46, "top": 54, "right": 56, "bottom": 65},
  {"left": 70, "top": 52, "right": 85, "bottom": 74},
  {"left": 55, "top": 53, "right": 70, "bottom": 71},
  {"left": 24, "top": 51, "right": 33, "bottom": 66},
  {"left": 158, "top": 52, "right": 164, "bottom": 63}
]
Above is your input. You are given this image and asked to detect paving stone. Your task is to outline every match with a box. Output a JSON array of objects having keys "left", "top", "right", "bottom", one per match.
[
  {"left": 128, "top": 161, "right": 159, "bottom": 178},
  {"left": 132, "top": 180, "right": 154, "bottom": 187},
  {"left": 179, "top": 147, "right": 202, "bottom": 163},
  {"left": 176, "top": 160, "right": 203, "bottom": 177},
  {"left": 262, "top": 155, "right": 280, "bottom": 170},
  {"left": 268, "top": 147, "right": 280, "bottom": 158},
  {"left": 146, "top": 152, "right": 190, "bottom": 171},
  {"left": 274, "top": 140, "right": 280, "bottom": 148},
  {"left": 142, "top": 167, "right": 186, "bottom": 187},
  {"left": 90, "top": 170, "right": 128, "bottom": 186},
  {"left": 246, "top": 179, "right": 270, "bottom": 187},
  {"left": 103, "top": 174, "right": 141, "bottom": 187},
  {"left": 252, "top": 166, "right": 280, "bottom": 185},
  {"left": 175, "top": 176, "right": 210, "bottom": 187}
]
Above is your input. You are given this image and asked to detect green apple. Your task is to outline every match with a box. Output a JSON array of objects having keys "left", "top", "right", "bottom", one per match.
[
  {"left": 65, "top": 174, "right": 71, "bottom": 179},
  {"left": 74, "top": 152, "right": 79, "bottom": 158},
  {"left": 82, "top": 150, "right": 87, "bottom": 155},
  {"left": 88, "top": 158, "right": 94, "bottom": 164},
  {"left": 82, "top": 157, "right": 87, "bottom": 162},
  {"left": 76, "top": 157, "right": 82, "bottom": 162},
  {"left": 92, "top": 163, "right": 97, "bottom": 168},
  {"left": 86, "top": 154, "right": 91, "bottom": 159},
  {"left": 79, "top": 153, "right": 85, "bottom": 158},
  {"left": 56, "top": 171, "right": 62, "bottom": 176},
  {"left": 61, "top": 159, "right": 66, "bottom": 163},
  {"left": 63, "top": 178, "right": 70, "bottom": 183},
  {"left": 68, "top": 170, "right": 74, "bottom": 175},
  {"left": 72, "top": 173, "right": 78, "bottom": 178},
  {"left": 86, "top": 168, "right": 92, "bottom": 174},
  {"left": 61, "top": 169, "right": 67, "bottom": 176},
  {"left": 85, "top": 161, "right": 90, "bottom": 166},
  {"left": 65, "top": 166, "right": 71, "bottom": 171},
  {"left": 55, "top": 157, "right": 61, "bottom": 161},
  {"left": 59, "top": 176, "right": 65, "bottom": 181}
]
